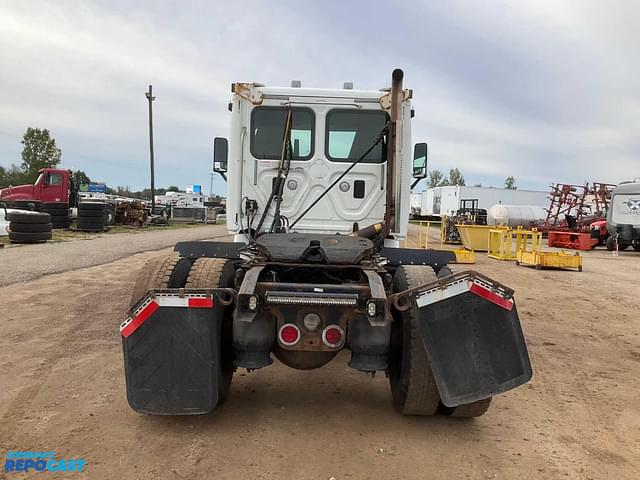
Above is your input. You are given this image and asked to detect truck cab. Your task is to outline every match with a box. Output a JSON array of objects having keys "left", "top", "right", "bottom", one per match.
[
  {"left": 0, "top": 168, "right": 71, "bottom": 205},
  {"left": 214, "top": 81, "right": 427, "bottom": 241}
]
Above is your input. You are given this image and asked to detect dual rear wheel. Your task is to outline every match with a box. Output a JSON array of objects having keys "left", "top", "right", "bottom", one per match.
[
  {"left": 388, "top": 265, "right": 492, "bottom": 418},
  {"left": 130, "top": 254, "right": 236, "bottom": 405}
]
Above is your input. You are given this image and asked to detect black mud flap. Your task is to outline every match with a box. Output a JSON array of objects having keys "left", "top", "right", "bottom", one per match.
[
  {"left": 395, "top": 272, "right": 532, "bottom": 407},
  {"left": 121, "top": 289, "right": 232, "bottom": 415}
]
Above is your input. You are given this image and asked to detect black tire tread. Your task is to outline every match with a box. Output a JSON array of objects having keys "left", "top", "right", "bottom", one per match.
[
  {"left": 130, "top": 253, "right": 181, "bottom": 308},
  {"left": 78, "top": 202, "right": 106, "bottom": 211},
  {"left": 9, "top": 222, "right": 52, "bottom": 233},
  {"left": 390, "top": 265, "right": 441, "bottom": 415},
  {"left": 9, "top": 231, "right": 52, "bottom": 243},
  {"left": 6, "top": 211, "right": 50, "bottom": 224},
  {"left": 78, "top": 210, "right": 105, "bottom": 218},
  {"left": 185, "top": 257, "right": 236, "bottom": 403}
]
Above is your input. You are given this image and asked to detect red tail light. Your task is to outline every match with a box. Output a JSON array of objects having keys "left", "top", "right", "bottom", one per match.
[
  {"left": 279, "top": 324, "right": 301, "bottom": 346},
  {"left": 322, "top": 325, "right": 345, "bottom": 348}
]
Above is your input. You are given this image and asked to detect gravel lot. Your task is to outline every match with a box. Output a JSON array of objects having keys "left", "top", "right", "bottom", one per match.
[
  {"left": 0, "top": 224, "right": 231, "bottom": 286},
  {"left": 0, "top": 225, "right": 638, "bottom": 478}
]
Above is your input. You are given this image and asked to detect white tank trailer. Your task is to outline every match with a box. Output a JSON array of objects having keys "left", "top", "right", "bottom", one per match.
[
  {"left": 607, "top": 180, "right": 640, "bottom": 251},
  {"left": 487, "top": 204, "right": 547, "bottom": 229}
]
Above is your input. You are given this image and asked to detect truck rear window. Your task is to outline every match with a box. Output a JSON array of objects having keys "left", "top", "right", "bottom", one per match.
[
  {"left": 326, "top": 110, "right": 388, "bottom": 163},
  {"left": 250, "top": 107, "right": 314, "bottom": 160}
]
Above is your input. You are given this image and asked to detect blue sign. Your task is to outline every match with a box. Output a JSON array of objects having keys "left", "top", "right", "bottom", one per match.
[
  {"left": 79, "top": 183, "right": 107, "bottom": 193},
  {"left": 192, "top": 184, "right": 202, "bottom": 194}
]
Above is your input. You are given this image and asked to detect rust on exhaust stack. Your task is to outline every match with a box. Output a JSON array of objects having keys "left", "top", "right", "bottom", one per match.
[{"left": 383, "top": 68, "right": 403, "bottom": 239}]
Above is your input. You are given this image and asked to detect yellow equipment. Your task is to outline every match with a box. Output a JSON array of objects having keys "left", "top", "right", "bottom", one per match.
[
  {"left": 515, "top": 228, "right": 582, "bottom": 271},
  {"left": 457, "top": 225, "right": 510, "bottom": 252},
  {"left": 488, "top": 227, "right": 542, "bottom": 261},
  {"left": 451, "top": 248, "right": 476, "bottom": 264}
]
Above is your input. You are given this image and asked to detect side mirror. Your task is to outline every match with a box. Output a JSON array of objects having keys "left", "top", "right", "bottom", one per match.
[
  {"left": 413, "top": 142, "right": 427, "bottom": 178},
  {"left": 213, "top": 137, "right": 228, "bottom": 173}
]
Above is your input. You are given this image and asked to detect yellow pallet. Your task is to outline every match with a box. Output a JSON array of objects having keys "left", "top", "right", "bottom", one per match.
[{"left": 516, "top": 249, "right": 582, "bottom": 271}]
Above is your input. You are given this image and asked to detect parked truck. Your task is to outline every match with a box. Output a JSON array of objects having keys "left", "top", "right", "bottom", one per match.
[
  {"left": 0, "top": 168, "right": 147, "bottom": 227},
  {"left": 0, "top": 168, "right": 73, "bottom": 206},
  {"left": 606, "top": 179, "right": 640, "bottom": 251},
  {"left": 122, "top": 70, "right": 532, "bottom": 418}
]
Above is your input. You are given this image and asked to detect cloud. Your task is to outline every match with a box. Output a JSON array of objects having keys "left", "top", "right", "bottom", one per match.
[{"left": 0, "top": 0, "right": 638, "bottom": 193}]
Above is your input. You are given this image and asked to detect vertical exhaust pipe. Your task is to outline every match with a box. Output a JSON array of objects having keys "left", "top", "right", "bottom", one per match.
[{"left": 383, "top": 68, "right": 403, "bottom": 239}]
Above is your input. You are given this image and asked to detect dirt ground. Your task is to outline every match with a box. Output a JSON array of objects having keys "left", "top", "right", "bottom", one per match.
[{"left": 0, "top": 225, "right": 639, "bottom": 479}]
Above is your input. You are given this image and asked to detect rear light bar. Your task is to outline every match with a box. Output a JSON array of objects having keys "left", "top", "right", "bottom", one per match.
[{"left": 266, "top": 291, "right": 358, "bottom": 307}]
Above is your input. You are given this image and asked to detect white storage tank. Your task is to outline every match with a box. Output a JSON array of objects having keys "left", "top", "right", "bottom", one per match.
[{"left": 487, "top": 204, "right": 547, "bottom": 228}]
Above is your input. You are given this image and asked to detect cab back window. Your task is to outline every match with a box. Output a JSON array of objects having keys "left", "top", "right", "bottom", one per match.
[
  {"left": 326, "top": 110, "right": 388, "bottom": 163},
  {"left": 250, "top": 107, "right": 314, "bottom": 160}
]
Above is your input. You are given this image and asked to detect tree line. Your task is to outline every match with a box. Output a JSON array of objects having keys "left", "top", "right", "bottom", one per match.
[{"left": 426, "top": 168, "right": 517, "bottom": 190}]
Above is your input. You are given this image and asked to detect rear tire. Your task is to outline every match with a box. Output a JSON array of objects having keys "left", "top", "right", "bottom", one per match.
[
  {"left": 388, "top": 265, "right": 441, "bottom": 415},
  {"left": 185, "top": 258, "right": 236, "bottom": 403},
  {"left": 605, "top": 235, "right": 616, "bottom": 251},
  {"left": 130, "top": 253, "right": 182, "bottom": 308},
  {"left": 104, "top": 207, "right": 116, "bottom": 226}
]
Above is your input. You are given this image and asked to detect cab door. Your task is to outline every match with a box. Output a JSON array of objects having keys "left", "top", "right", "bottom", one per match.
[{"left": 38, "top": 171, "right": 67, "bottom": 203}]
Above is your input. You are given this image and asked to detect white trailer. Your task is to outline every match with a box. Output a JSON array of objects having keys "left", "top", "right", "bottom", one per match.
[{"left": 415, "top": 186, "right": 549, "bottom": 217}]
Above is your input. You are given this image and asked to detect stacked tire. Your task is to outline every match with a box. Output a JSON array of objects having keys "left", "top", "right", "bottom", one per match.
[
  {"left": 41, "top": 202, "right": 70, "bottom": 229},
  {"left": 7, "top": 210, "right": 52, "bottom": 243},
  {"left": 77, "top": 201, "right": 106, "bottom": 231}
]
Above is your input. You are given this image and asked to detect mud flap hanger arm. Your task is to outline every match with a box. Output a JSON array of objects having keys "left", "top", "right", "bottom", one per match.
[{"left": 388, "top": 270, "right": 515, "bottom": 312}]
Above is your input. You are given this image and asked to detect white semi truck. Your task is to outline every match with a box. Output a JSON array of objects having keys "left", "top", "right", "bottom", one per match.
[{"left": 120, "top": 70, "right": 532, "bottom": 418}]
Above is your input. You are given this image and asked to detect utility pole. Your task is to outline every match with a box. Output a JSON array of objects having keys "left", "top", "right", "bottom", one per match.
[
  {"left": 145, "top": 85, "right": 156, "bottom": 214},
  {"left": 209, "top": 172, "right": 215, "bottom": 198}
]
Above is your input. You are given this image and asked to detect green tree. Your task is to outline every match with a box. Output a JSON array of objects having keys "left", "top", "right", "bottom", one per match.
[
  {"left": 0, "top": 164, "right": 26, "bottom": 188},
  {"left": 167, "top": 185, "right": 180, "bottom": 192},
  {"left": 505, "top": 176, "right": 517, "bottom": 190},
  {"left": 20, "top": 127, "right": 62, "bottom": 183},
  {"left": 446, "top": 168, "right": 465, "bottom": 186},
  {"left": 72, "top": 170, "right": 91, "bottom": 187},
  {"left": 428, "top": 170, "right": 444, "bottom": 187}
]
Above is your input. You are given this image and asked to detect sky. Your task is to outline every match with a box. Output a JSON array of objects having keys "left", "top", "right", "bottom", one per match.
[{"left": 0, "top": 0, "right": 638, "bottom": 194}]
